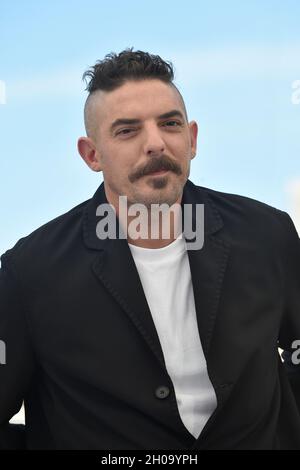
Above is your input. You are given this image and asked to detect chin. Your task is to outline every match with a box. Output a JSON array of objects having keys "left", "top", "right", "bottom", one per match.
[{"left": 132, "top": 185, "right": 183, "bottom": 208}]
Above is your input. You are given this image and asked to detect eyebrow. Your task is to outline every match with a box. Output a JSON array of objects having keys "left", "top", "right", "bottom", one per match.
[{"left": 109, "top": 109, "right": 185, "bottom": 133}]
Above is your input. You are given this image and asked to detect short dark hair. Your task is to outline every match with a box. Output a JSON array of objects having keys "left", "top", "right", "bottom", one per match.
[
  {"left": 83, "top": 48, "right": 188, "bottom": 137},
  {"left": 82, "top": 48, "right": 175, "bottom": 93}
]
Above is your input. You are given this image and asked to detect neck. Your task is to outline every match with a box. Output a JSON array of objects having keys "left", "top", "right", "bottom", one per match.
[
  {"left": 110, "top": 195, "right": 183, "bottom": 249},
  {"left": 127, "top": 218, "right": 181, "bottom": 249}
]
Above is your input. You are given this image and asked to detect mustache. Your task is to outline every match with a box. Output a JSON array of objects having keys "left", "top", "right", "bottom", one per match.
[{"left": 128, "top": 155, "right": 182, "bottom": 183}]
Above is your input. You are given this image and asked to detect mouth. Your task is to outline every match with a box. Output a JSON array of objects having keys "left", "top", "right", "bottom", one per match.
[{"left": 146, "top": 169, "right": 170, "bottom": 176}]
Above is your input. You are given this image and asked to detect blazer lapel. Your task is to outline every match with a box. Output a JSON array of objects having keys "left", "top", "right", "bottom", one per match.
[
  {"left": 188, "top": 237, "right": 230, "bottom": 358},
  {"left": 181, "top": 181, "right": 231, "bottom": 378},
  {"left": 82, "top": 182, "right": 167, "bottom": 371}
]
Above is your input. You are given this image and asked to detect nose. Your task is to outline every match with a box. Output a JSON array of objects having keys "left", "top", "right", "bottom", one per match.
[{"left": 142, "top": 124, "right": 165, "bottom": 157}]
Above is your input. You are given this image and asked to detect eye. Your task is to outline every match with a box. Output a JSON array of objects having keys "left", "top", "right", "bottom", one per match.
[
  {"left": 116, "top": 128, "right": 135, "bottom": 135},
  {"left": 163, "top": 120, "right": 182, "bottom": 127}
]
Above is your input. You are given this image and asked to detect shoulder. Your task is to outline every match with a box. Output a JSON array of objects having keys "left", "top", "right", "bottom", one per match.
[
  {"left": 1, "top": 197, "right": 91, "bottom": 269},
  {"left": 193, "top": 181, "right": 287, "bottom": 220},
  {"left": 187, "top": 180, "right": 298, "bottom": 244},
  {"left": 193, "top": 181, "right": 282, "bottom": 216}
]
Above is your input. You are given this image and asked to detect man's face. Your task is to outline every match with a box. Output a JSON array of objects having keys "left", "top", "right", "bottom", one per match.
[{"left": 79, "top": 79, "right": 198, "bottom": 208}]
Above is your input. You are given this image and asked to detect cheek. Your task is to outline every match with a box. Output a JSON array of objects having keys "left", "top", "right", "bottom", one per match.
[
  {"left": 169, "top": 135, "right": 190, "bottom": 153},
  {"left": 104, "top": 162, "right": 131, "bottom": 185}
]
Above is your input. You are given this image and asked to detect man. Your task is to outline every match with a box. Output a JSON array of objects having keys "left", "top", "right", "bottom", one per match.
[{"left": 0, "top": 48, "right": 300, "bottom": 450}]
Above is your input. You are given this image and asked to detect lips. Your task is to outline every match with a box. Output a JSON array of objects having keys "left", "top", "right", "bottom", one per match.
[{"left": 147, "top": 168, "right": 169, "bottom": 175}]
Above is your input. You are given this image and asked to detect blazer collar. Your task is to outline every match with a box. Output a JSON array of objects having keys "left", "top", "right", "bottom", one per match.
[{"left": 82, "top": 179, "right": 224, "bottom": 250}]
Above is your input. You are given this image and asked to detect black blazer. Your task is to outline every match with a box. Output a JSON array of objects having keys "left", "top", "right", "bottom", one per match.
[{"left": 0, "top": 179, "right": 300, "bottom": 450}]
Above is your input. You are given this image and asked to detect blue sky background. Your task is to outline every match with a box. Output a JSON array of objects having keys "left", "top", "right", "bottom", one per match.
[{"left": 1, "top": 0, "right": 300, "bottom": 255}]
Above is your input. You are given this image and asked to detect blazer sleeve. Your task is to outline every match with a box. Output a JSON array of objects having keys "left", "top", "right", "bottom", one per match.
[
  {"left": 278, "top": 212, "right": 300, "bottom": 409},
  {"left": 0, "top": 252, "right": 36, "bottom": 449}
]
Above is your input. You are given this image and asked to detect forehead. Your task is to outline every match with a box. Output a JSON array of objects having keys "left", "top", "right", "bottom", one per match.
[{"left": 94, "top": 79, "right": 185, "bottom": 125}]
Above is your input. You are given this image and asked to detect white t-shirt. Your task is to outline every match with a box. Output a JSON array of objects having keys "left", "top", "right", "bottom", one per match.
[{"left": 128, "top": 235, "right": 217, "bottom": 439}]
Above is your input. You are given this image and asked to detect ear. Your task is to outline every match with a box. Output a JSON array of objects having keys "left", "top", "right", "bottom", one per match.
[
  {"left": 77, "top": 137, "right": 103, "bottom": 172},
  {"left": 188, "top": 120, "right": 198, "bottom": 160}
]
